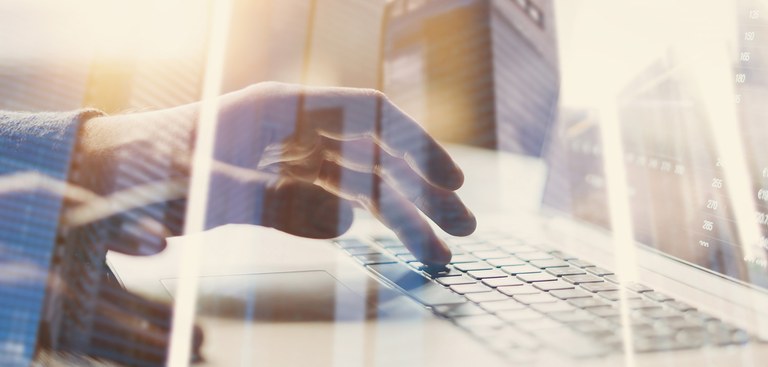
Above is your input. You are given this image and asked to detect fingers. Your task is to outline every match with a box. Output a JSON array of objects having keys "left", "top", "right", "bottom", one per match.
[
  {"left": 380, "top": 99, "right": 465, "bottom": 191},
  {"left": 260, "top": 178, "right": 354, "bottom": 239},
  {"left": 44, "top": 273, "right": 201, "bottom": 366},
  {"left": 98, "top": 281, "right": 172, "bottom": 327},
  {"left": 318, "top": 138, "right": 476, "bottom": 236},
  {"left": 301, "top": 86, "right": 465, "bottom": 191},
  {"left": 315, "top": 161, "right": 452, "bottom": 266},
  {"left": 89, "top": 213, "right": 169, "bottom": 256},
  {"left": 87, "top": 282, "right": 203, "bottom": 365},
  {"left": 94, "top": 283, "right": 170, "bottom": 362}
]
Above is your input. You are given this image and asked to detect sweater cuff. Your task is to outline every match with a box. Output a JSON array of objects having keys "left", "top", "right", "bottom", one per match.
[{"left": 0, "top": 109, "right": 103, "bottom": 366}]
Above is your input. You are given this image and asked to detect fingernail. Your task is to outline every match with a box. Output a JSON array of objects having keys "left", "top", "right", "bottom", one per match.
[
  {"left": 453, "top": 209, "right": 477, "bottom": 237},
  {"left": 423, "top": 238, "right": 452, "bottom": 267},
  {"left": 448, "top": 167, "right": 464, "bottom": 190}
]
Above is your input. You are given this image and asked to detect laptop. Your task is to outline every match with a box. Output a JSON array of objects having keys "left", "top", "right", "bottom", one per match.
[{"left": 108, "top": 0, "right": 768, "bottom": 365}]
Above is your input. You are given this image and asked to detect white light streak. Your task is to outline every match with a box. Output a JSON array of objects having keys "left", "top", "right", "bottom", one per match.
[{"left": 166, "top": 0, "right": 232, "bottom": 365}]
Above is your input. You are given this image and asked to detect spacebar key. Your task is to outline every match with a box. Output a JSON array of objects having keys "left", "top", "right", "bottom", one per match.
[{"left": 368, "top": 263, "right": 465, "bottom": 306}]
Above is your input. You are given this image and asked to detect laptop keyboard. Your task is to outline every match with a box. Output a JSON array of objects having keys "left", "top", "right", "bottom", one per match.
[{"left": 334, "top": 233, "right": 754, "bottom": 362}]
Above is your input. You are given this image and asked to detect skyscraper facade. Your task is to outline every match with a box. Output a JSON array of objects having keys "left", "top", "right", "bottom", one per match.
[{"left": 382, "top": 0, "right": 559, "bottom": 156}]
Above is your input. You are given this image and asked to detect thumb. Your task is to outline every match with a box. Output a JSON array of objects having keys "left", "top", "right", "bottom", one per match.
[{"left": 261, "top": 178, "right": 353, "bottom": 239}]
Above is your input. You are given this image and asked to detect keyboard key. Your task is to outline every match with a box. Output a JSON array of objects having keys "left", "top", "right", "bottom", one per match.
[
  {"left": 449, "top": 248, "right": 467, "bottom": 255},
  {"left": 497, "top": 309, "right": 545, "bottom": 322},
  {"left": 586, "top": 306, "right": 620, "bottom": 318},
  {"left": 580, "top": 282, "right": 619, "bottom": 293},
  {"left": 639, "top": 308, "right": 680, "bottom": 319},
  {"left": 467, "top": 269, "right": 508, "bottom": 279},
  {"left": 346, "top": 247, "right": 381, "bottom": 256},
  {"left": 568, "top": 297, "right": 610, "bottom": 309},
  {"left": 549, "top": 288, "right": 593, "bottom": 300},
  {"left": 355, "top": 254, "right": 396, "bottom": 265},
  {"left": 676, "top": 329, "right": 708, "bottom": 346},
  {"left": 386, "top": 246, "right": 411, "bottom": 255},
  {"left": 529, "top": 259, "right": 569, "bottom": 269},
  {"left": 538, "top": 329, "right": 609, "bottom": 357},
  {"left": 515, "top": 251, "right": 554, "bottom": 261},
  {"left": 479, "top": 299, "right": 527, "bottom": 313},
  {"left": 712, "top": 327, "right": 750, "bottom": 346},
  {"left": 633, "top": 335, "right": 694, "bottom": 353},
  {"left": 449, "top": 254, "right": 481, "bottom": 263},
  {"left": 367, "top": 263, "right": 465, "bottom": 306},
  {"left": 374, "top": 238, "right": 402, "bottom": 248},
  {"left": 596, "top": 290, "right": 641, "bottom": 301},
  {"left": 454, "top": 262, "right": 494, "bottom": 272},
  {"left": 547, "top": 310, "right": 595, "bottom": 323},
  {"left": 683, "top": 310, "right": 716, "bottom": 321},
  {"left": 436, "top": 275, "right": 477, "bottom": 286},
  {"left": 497, "top": 285, "right": 541, "bottom": 297},
  {"left": 421, "top": 265, "right": 462, "bottom": 278},
  {"left": 443, "top": 236, "right": 482, "bottom": 246},
  {"left": 453, "top": 315, "right": 504, "bottom": 328},
  {"left": 626, "top": 282, "right": 653, "bottom": 293},
  {"left": 514, "top": 293, "right": 557, "bottom": 305},
  {"left": 397, "top": 254, "right": 418, "bottom": 262},
  {"left": 629, "top": 322, "right": 659, "bottom": 337},
  {"left": 567, "top": 259, "right": 595, "bottom": 268},
  {"left": 600, "top": 315, "right": 650, "bottom": 327},
  {"left": 488, "top": 257, "right": 526, "bottom": 267},
  {"left": 335, "top": 239, "right": 370, "bottom": 249},
  {"left": 504, "top": 245, "right": 538, "bottom": 254},
  {"left": 546, "top": 266, "right": 587, "bottom": 277},
  {"left": 487, "top": 236, "right": 520, "bottom": 245},
  {"left": 532, "top": 280, "right": 575, "bottom": 291},
  {"left": 569, "top": 320, "right": 614, "bottom": 335},
  {"left": 501, "top": 264, "right": 541, "bottom": 275},
  {"left": 625, "top": 298, "right": 661, "bottom": 310},
  {"left": 585, "top": 267, "right": 614, "bottom": 276},
  {"left": 434, "top": 303, "right": 487, "bottom": 318},
  {"left": 514, "top": 318, "right": 564, "bottom": 331},
  {"left": 549, "top": 250, "right": 578, "bottom": 260},
  {"left": 466, "top": 291, "right": 509, "bottom": 303},
  {"left": 517, "top": 273, "right": 558, "bottom": 283},
  {"left": 531, "top": 243, "right": 555, "bottom": 252},
  {"left": 530, "top": 301, "right": 577, "bottom": 313},
  {"left": 643, "top": 291, "right": 673, "bottom": 302},
  {"left": 562, "top": 274, "right": 603, "bottom": 284},
  {"left": 665, "top": 300, "right": 695, "bottom": 312},
  {"left": 458, "top": 243, "right": 497, "bottom": 252},
  {"left": 665, "top": 317, "right": 705, "bottom": 331},
  {"left": 482, "top": 277, "right": 524, "bottom": 288},
  {"left": 472, "top": 250, "right": 510, "bottom": 259},
  {"left": 450, "top": 283, "right": 493, "bottom": 294},
  {"left": 604, "top": 274, "right": 619, "bottom": 283}
]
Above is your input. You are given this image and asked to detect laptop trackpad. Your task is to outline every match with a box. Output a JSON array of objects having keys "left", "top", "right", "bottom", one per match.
[{"left": 161, "top": 271, "right": 376, "bottom": 322}]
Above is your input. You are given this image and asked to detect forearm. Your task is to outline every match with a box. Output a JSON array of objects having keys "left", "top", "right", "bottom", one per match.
[{"left": 74, "top": 103, "right": 198, "bottom": 247}]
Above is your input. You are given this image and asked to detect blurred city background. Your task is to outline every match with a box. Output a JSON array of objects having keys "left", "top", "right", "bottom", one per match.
[{"left": 4, "top": 0, "right": 768, "bottom": 365}]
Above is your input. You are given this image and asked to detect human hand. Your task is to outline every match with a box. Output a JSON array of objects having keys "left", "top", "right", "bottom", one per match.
[
  {"left": 204, "top": 82, "right": 476, "bottom": 265},
  {"left": 37, "top": 268, "right": 203, "bottom": 366},
  {"left": 80, "top": 82, "right": 476, "bottom": 266}
]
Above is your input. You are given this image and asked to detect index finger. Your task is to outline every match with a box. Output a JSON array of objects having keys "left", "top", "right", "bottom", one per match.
[{"left": 302, "top": 87, "right": 465, "bottom": 191}]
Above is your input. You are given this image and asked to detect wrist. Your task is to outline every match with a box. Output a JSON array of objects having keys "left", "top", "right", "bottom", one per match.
[{"left": 73, "top": 105, "right": 198, "bottom": 248}]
